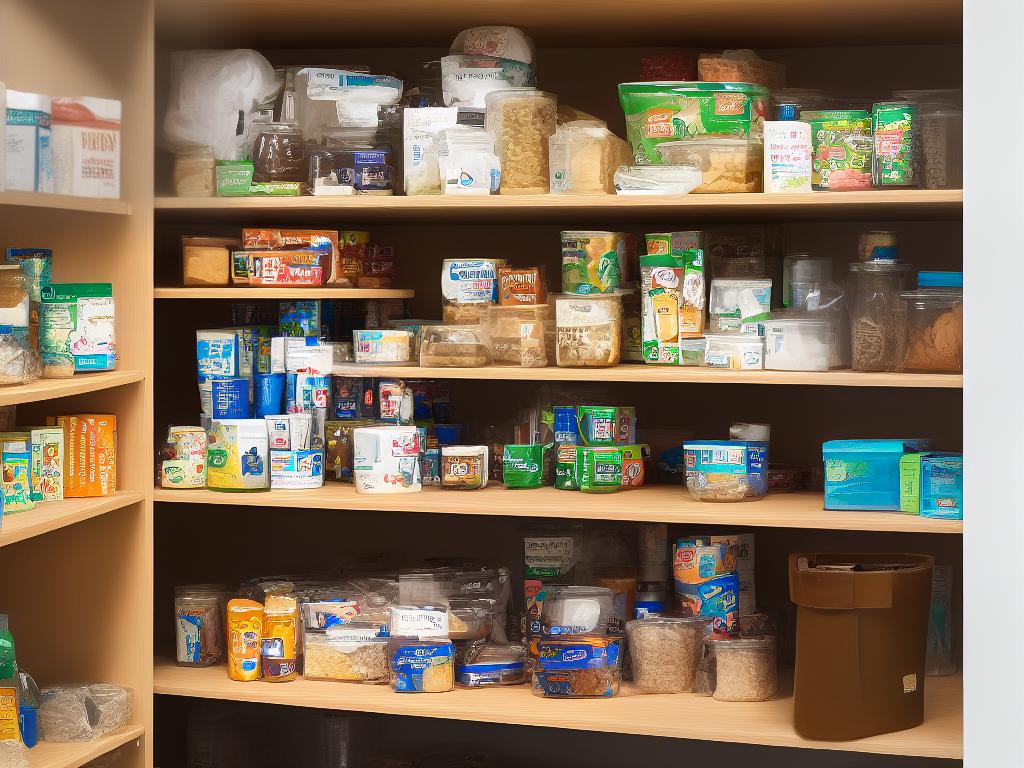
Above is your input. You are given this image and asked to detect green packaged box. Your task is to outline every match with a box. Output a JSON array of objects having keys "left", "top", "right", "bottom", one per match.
[
  {"left": 29, "top": 426, "right": 63, "bottom": 502},
  {"left": 39, "top": 283, "right": 116, "bottom": 375},
  {"left": 899, "top": 453, "right": 922, "bottom": 514},
  {"left": 802, "top": 110, "right": 872, "bottom": 191},
  {"left": 577, "top": 446, "right": 623, "bottom": 494},
  {"left": 872, "top": 101, "right": 920, "bottom": 187},
  {"left": 216, "top": 161, "right": 255, "bottom": 196}
]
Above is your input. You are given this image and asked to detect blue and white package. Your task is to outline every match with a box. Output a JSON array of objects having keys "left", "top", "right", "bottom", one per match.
[
  {"left": 287, "top": 373, "right": 331, "bottom": 413},
  {"left": 280, "top": 301, "right": 321, "bottom": 337},
  {"left": 270, "top": 448, "right": 324, "bottom": 489},
  {"left": 683, "top": 440, "right": 768, "bottom": 501},
  {"left": 823, "top": 439, "right": 932, "bottom": 511},
  {"left": 212, "top": 377, "right": 250, "bottom": 418},
  {"left": 533, "top": 638, "right": 622, "bottom": 697},
  {"left": 254, "top": 372, "right": 286, "bottom": 417},
  {"left": 921, "top": 453, "right": 963, "bottom": 519},
  {"left": 390, "top": 640, "right": 455, "bottom": 693},
  {"left": 196, "top": 329, "right": 239, "bottom": 416}
]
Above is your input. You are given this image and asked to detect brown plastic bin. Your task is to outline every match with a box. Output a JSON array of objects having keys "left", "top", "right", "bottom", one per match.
[{"left": 789, "top": 553, "right": 933, "bottom": 741}]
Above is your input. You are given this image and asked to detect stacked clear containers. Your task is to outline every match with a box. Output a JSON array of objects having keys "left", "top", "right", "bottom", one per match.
[{"left": 848, "top": 262, "right": 911, "bottom": 371}]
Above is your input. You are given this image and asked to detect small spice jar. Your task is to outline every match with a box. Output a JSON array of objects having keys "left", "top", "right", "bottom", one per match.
[
  {"left": 485, "top": 88, "right": 557, "bottom": 195},
  {"left": 626, "top": 616, "right": 711, "bottom": 693},
  {"left": 712, "top": 635, "right": 778, "bottom": 702},
  {"left": 848, "top": 261, "right": 911, "bottom": 371}
]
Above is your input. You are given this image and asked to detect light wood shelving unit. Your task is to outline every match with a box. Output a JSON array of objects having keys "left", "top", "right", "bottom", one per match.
[
  {"left": 2, "top": 2, "right": 154, "bottom": 767},
  {"left": 153, "top": 660, "right": 963, "bottom": 760},
  {"left": 144, "top": 0, "right": 965, "bottom": 763},
  {"left": 154, "top": 486, "right": 962, "bottom": 534}
]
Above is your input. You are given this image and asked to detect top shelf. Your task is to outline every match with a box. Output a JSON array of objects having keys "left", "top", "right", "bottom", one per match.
[
  {"left": 154, "top": 190, "right": 962, "bottom": 224},
  {"left": 155, "top": 0, "right": 962, "bottom": 47},
  {"left": 0, "top": 191, "right": 132, "bottom": 216}
]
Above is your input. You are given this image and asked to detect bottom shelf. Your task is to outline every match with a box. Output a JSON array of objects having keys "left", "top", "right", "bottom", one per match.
[
  {"left": 153, "top": 660, "right": 962, "bottom": 759},
  {"left": 28, "top": 724, "right": 144, "bottom": 768}
]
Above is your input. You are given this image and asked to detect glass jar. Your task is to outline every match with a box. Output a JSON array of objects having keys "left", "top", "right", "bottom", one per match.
[
  {"left": 848, "top": 262, "right": 911, "bottom": 371},
  {"left": 174, "top": 588, "right": 224, "bottom": 667},
  {"left": 898, "top": 290, "right": 963, "bottom": 373},
  {"left": 712, "top": 635, "right": 778, "bottom": 702},
  {"left": 626, "top": 616, "right": 712, "bottom": 693},
  {"left": 485, "top": 88, "right": 557, "bottom": 195}
]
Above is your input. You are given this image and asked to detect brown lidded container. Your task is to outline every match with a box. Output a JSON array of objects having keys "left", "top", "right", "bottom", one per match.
[{"left": 789, "top": 553, "right": 933, "bottom": 741}]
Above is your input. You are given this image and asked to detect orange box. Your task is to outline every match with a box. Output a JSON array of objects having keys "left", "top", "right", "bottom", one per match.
[{"left": 55, "top": 414, "right": 117, "bottom": 497}]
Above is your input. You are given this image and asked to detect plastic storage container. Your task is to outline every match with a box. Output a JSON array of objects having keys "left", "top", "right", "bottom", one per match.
[
  {"left": 848, "top": 262, "right": 910, "bottom": 371},
  {"left": 709, "top": 278, "right": 772, "bottom": 333},
  {"left": 761, "top": 317, "right": 833, "bottom": 371},
  {"left": 352, "top": 329, "right": 413, "bottom": 364},
  {"left": 712, "top": 635, "right": 778, "bottom": 701},
  {"left": 790, "top": 553, "right": 933, "bottom": 739},
  {"left": 898, "top": 290, "right": 962, "bottom": 373},
  {"left": 486, "top": 304, "right": 552, "bottom": 367},
  {"left": 456, "top": 641, "right": 527, "bottom": 687},
  {"left": 419, "top": 325, "right": 492, "bottom": 367},
  {"left": 655, "top": 137, "right": 762, "bottom": 193},
  {"left": 554, "top": 293, "right": 623, "bottom": 367},
  {"left": 697, "top": 50, "right": 786, "bottom": 90},
  {"left": 303, "top": 626, "right": 389, "bottom": 683},
  {"left": 174, "top": 588, "right": 224, "bottom": 667},
  {"left": 532, "top": 637, "right": 622, "bottom": 698},
  {"left": 447, "top": 597, "right": 495, "bottom": 640},
  {"left": 626, "top": 616, "right": 711, "bottom": 693},
  {"left": 613, "top": 164, "right": 702, "bottom": 195},
  {"left": 485, "top": 88, "right": 557, "bottom": 194},
  {"left": 702, "top": 333, "right": 764, "bottom": 370},
  {"left": 389, "top": 639, "right": 455, "bottom": 692},
  {"left": 540, "top": 586, "right": 615, "bottom": 636},
  {"left": 822, "top": 439, "right": 929, "bottom": 510},
  {"left": 683, "top": 440, "right": 769, "bottom": 502}
]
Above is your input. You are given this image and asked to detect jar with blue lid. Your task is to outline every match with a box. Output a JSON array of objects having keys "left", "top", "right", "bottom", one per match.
[{"left": 682, "top": 440, "right": 768, "bottom": 502}]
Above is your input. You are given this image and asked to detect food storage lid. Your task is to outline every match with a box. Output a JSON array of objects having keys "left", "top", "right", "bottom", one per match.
[
  {"left": 702, "top": 333, "right": 765, "bottom": 345},
  {"left": 799, "top": 109, "right": 870, "bottom": 121},
  {"left": 848, "top": 261, "right": 911, "bottom": 274},
  {"left": 483, "top": 87, "right": 556, "bottom": 107},
  {"left": 626, "top": 616, "right": 711, "bottom": 631},
  {"left": 421, "top": 325, "right": 492, "bottom": 344},
  {"left": 617, "top": 81, "right": 771, "bottom": 97},
  {"left": 552, "top": 291, "right": 623, "bottom": 304},
  {"left": 712, "top": 634, "right": 776, "bottom": 651},
  {"left": 918, "top": 271, "right": 962, "bottom": 288},
  {"left": 791, "top": 255, "right": 832, "bottom": 283},
  {"left": 900, "top": 290, "right": 962, "bottom": 309}
]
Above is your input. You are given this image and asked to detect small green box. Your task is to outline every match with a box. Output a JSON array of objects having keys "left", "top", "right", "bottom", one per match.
[
  {"left": 899, "top": 453, "right": 922, "bottom": 514},
  {"left": 215, "top": 161, "right": 254, "bottom": 196}
]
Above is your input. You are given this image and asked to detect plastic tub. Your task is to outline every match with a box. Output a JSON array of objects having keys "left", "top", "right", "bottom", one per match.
[
  {"left": 486, "top": 304, "right": 551, "bottom": 367},
  {"left": 540, "top": 586, "right": 615, "bottom": 636},
  {"left": 709, "top": 278, "right": 772, "bottom": 333},
  {"left": 920, "top": 109, "right": 963, "bottom": 189},
  {"left": 898, "top": 290, "right": 962, "bottom": 373},
  {"left": 702, "top": 333, "right": 764, "bottom": 370},
  {"left": 613, "top": 164, "right": 702, "bottom": 195},
  {"left": 485, "top": 88, "right": 557, "bottom": 194},
  {"left": 626, "top": 616, "right": 712, "bottom": 693},
  {"left": 554, "top": 293, "right": 623, "bottom": 367},
  {"left": 618, "top": 82, "right": 770, "bottom": 165},
  {"left": 352, "top": 329, "right": 413, "bottom": 364},
  {"left": 655, "top": 137, "right": 762, "bottom": 193},
  {"left": 303, "top": 626, "right": 389, "bottom": 683},
  {"left": 418, "top": 325, "right": 492, "bottom": 367},
  {"left": 683, "top": 439, "right": 769, "bottom": 502},
  {"left": 712, "top": 635, "right": 778, "bottom": 701},
  {"left": 532, "top": 637, "right": 623, "bottom": 698},
  {"left": 455, "top": 641, "right": 528, "bottom": 687},
  {"left": 680, "top": 337, "right": 707, "bottom": 366},
  {"left": 761, "top": 317, "right": 833, "bottom": 371}
]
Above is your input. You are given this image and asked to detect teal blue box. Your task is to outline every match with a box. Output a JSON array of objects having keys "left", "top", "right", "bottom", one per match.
[
  {"left": 823, "top": 439, "right": 932, "bottom": 511},
  {"left": 921, "top": 453, "right": 963, "bottom": 519}
]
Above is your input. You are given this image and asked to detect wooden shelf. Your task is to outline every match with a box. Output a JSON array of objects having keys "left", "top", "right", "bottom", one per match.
[
  {"left": 153, "top": 661, "right": 962, "bottom": 759},
  {"left": 154, "top": 287, "right": 414, "bottom": 300},
  {"left": 0, "top": 370, "right": 146, "bottom": 407},
  {"left": 28, "top": 725, "right": 144, "bottom": 768},
  {"left": 333, "top": 363, "right": 963, "bottom": 389},
  {"left": 155, "top": 0, "right": 961, "bottom": 47},
  {"left": 154, "top": 485, "right": 962, "bottom": 534},
  {"left": 0, "top": 191, "right": 132, "bottom": 216},
  {"left": 153, "top": 190, "right": 963, "bottom": 224},
  {"left": 0, "top": 492, "right": 145, "bottom": 548}
]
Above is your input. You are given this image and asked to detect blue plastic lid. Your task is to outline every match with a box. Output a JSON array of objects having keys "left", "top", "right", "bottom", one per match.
[
  {"left": 869, "top": 245, "right": 900, "bottom": 261},
  {"left": 918, "top": 271, "right": 963, "bottom": 288}
]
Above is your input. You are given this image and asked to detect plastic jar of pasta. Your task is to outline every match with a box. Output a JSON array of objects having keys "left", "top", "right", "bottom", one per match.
[
  {"left": 626, "top": 616, "right": 712, "bottom": 693},
  {"left": 485, "top": 88, "right": 557, "bottom": 195},
  {"left": 712, "top": 635, "right": 778, "bottom": 702}
]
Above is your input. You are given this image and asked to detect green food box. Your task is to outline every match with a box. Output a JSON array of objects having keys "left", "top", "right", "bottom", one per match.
[
  {"left": 618, "top": 82, "right": 769, "bottom": 165},
  {"left": 215, "top": 161, "right": 254, "bottom": 196},
  {"left": 899, "top": 452, "right": 922, "bottom": 514},
  {"left": 802, "top": 110, "right": 872, "bottom": 191},
  {"left": 872, "top": 101, "right": 920, "bottom": 187}
]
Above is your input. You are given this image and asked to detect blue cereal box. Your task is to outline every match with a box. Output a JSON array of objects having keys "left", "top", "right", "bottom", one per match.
[
  {"left": 921, "top": 453, "right": 963, "bottom": 520},
  {"left": 823, "top": 439, "right": 932, "bottom": 511}
]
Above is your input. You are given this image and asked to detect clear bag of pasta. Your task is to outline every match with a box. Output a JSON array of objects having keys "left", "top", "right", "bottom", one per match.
[{"left": 485, "top": 88, "right": 557, "bottom": 195}]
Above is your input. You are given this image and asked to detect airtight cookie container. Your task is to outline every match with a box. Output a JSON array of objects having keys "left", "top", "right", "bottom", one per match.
[{"left": 419, "top": 325, "right": 493, "bottom": 367}]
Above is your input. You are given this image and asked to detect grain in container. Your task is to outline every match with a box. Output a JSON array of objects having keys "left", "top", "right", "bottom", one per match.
[
  {"left": 655, "top": 136, "right": 762, "bottom": 193},
  {"left": 554, "top": 292, "right": 622, "bottom": 367},
  {"left": 419, "top": 325, "right": 492, "bottom": 367},
  {"left": 711, "top": 635, "right": 778, "bottom": 701},
  {"left": 893, "top": 89, "right": 962, "bottom": 189},
  {"left": 441, "top": 258, "right": 502, "bottom": 324},
  {"left": 848, "top": 261, "right": 910, "bottom": 371},
  {"left": 898, "top": 288, "right": 962, "bottom": 373},
  {"left": 303, "top": 625, "right": 389, "bottom": 683},
  {"left": 532, "top": 637, "right": 622, "bottom": 698},
  {"left": 626, "top": 616, "right": 712, "bottom": 693},
  {"left": 683, "top": 440, "right": 768, "bottom": 502},
  {"left": 486, "top": 303, "right": 551, "bottom": 367},
  {"left": 0, "top": 267, "right": 29, "bottom": 331},
  {"left": 617, "top": 82, "right": 770, "bottom": 165},
  {"left": 389, "top": 638, "right": 455, "bottom": 693},
  {"left": 352, "top": 329, "right": 413, "bottom": 364},
  {"left": 761, "top": 316, "right": 834, "bottom": 371},
  {"left": 613, "top": 164, "right": 702, "bottom": 195},
  {"left": 802, "top": 110, "right": 872, "bottom": 191},
  {"left": 702, "top": 333, "right": 764, "bottom": 370},
  {"left": 485, "top": 88, "right": 557, "bottom": 194}
]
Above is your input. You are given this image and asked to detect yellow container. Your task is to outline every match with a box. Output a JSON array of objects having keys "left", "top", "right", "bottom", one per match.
[
  {"left": 262, "top": 595, "right": 298, "bottom": 682},
  {"left": 227, "top": 599, "right": 264, "bottom": 681}
]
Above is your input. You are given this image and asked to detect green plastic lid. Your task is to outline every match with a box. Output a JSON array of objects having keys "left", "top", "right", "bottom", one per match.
[
  {"left": 618, "top": 81, "right": 770, "bottom": 97},
  {"left": 800, "top": 109, "right": 871, "bottom": 121}
]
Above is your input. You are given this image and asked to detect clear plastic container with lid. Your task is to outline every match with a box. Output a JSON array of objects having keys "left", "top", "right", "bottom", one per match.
[
  {"left": 702, "top": 333, "right": 764, "bottom": 370},
  {"left": 485, "top": 88, "right": 557, "bottom": 195},
  {"left": 174, "top": 586, "right": 226, "bottom": 667},
  {"left": 419, "top": 325, "right": 493, "bottom": 367},
  {"left": 712, "top": 635, "right": 778, "bottom": 702},
  {"left": 554, "top": 293, "right": 622, "bottom": 367},
  {"left": 0, "top": 266, "right": 30, "bottom": 329},
  {"left": 486, "top": 304, "right": 552, "bottom": 367},
  {"left": 540, "top": 586, "right": 615, "bottom": 637},
  {"left": 655, "top": 136, "right": 763, "bottom": 193},
  {"left": 848, "top": 262, "right": 911, "bottom": 371},
  {"left": 898, "top": 281, "right": 963, "bottom": 373},
  {"left": 626, "top": 616, "right": 712, "bottom": 693},
  {"left": 761, "top": 316, "right": 834, "bottom": 372}
]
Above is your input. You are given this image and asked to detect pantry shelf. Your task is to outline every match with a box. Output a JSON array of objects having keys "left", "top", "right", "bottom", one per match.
[
  {"left": 155, "top": 0, "right": 961, "bottom": 47},
  {"left": 332, "top": 363, "right": 963, "bottom": 389},
  {"left": 153, "top": 486, "right": 962, "bottom": 534},
  {"left": 152, "top": 660, "right": 962, "bottom": 759},
  {"left": 27, "top": 724, "right": 144, "bottom": 768},
  {"left": 0, "top": 190, "right": 133, "bottom": 216},
  {"left": 154, "top": 287, "right": 415, "bottom": 300},
  {"left": 0, "top": 370, "right": 146, "bottom": 407},
  {"left": 0, "top": 492, "right": 145, "bottom": 548},
  {"left": 153, "top": 190, "right": 963, "bottom": 224}
]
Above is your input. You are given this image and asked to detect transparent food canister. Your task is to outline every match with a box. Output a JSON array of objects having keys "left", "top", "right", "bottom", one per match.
[
  {"left": 848, "top": 262, "right": 910, "bottom": 372},
  {"left": 485, "top": 88, "right": 558, "bottom": 195},
  {"left": 897, "top": 290, "right": 963, "bottom": 373}
]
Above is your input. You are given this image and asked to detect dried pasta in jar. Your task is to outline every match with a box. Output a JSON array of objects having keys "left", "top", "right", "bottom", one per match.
[{"left": 486, "top": 88, "right": 557, "bottom": 195}]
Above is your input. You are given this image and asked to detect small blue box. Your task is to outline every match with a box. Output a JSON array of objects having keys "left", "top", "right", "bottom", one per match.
[
  {"left": 921, "top": 453, "right": 963, "bottom": 519},
  {"left": 823, "top": 439, "right": 932, "bottom": 511}
]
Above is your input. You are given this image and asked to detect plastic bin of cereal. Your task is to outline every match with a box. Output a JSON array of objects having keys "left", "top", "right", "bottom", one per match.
[{"left": 485, "top": 88, "right": 557, "bottom": 195}]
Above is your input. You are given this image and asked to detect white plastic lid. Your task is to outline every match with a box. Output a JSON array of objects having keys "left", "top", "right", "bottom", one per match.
[
  {"left": 791, "top": 256, "right": 832, "bottom": 283},
  {"left": 6, "top": 90, "right": 50, "bottom": 112},
  {"left": 450, "top": 26, "right": 535, "bottom": 65}
]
